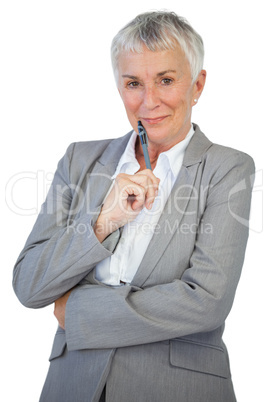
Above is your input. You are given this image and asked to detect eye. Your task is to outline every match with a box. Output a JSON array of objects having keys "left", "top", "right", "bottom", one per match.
[
  {"left": 161, "top": 78, "right": 173, "bottom": 85},
  {"left": 127, "top": 81, "right": 140, "bottom": 88}
]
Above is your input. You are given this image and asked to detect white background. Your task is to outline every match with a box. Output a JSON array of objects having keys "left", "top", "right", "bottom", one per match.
[{"left": 1, "top": 0, "right": 267, "bottom": 401}]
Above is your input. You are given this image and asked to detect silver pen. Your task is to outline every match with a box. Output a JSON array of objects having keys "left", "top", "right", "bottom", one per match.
[{"left": 137, "top": 121, "right": 152, "bottom": 170}]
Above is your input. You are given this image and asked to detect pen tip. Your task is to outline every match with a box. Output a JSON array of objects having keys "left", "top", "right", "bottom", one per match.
[{"left": 137, "top": 121, "right": 143, "bottom": 135}]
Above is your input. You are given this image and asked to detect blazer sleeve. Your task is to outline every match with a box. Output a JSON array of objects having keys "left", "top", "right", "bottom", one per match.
[
  {"left": 64, "top": 150, "right": 255, "bottom": 351},
  {"left": 12, "top": 143, "right": 114, "bottom": 308}
]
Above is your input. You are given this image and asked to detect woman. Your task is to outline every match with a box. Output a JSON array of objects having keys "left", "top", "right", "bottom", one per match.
[{"left": 13, "top": 11, "right": 254, "bottom": 402}]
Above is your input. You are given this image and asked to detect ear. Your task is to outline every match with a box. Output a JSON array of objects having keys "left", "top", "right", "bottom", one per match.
[{"left": 191, "top": 70, "right": 206, "bottom": 106}]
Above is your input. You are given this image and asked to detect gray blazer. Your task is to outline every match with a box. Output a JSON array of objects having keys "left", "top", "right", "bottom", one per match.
[{"left": 13, "top": 125, "right": 254, "bottom": 402}]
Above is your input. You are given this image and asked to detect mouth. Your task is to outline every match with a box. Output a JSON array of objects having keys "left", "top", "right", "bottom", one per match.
[{"left": 141, "top": 116, "right": 169, "bottom": 125}]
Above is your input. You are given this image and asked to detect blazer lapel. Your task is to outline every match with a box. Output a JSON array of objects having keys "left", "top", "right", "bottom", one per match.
[
  {"left": 83, "top": 132, "right": 132, "bottom": 211},
  {"left": 131, "top": 125, "right": 213, "bottom": 287}
]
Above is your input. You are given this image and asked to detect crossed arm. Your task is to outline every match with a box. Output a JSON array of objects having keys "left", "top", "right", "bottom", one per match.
[{"left": 54, "top": 169, "right": 160, "bottom": 329}]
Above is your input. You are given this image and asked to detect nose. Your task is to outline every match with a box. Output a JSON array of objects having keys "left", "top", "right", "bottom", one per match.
[{"left": 142, "top": 85, "right": 160, "bottom": 110}]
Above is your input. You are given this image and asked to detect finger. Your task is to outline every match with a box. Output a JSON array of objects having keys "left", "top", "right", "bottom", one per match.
[
  {"left": 115, "top": 172, "right": 159, "bottom": 211},
  {"left": 136, "top": 169, "right": 160, "bottom": 190},
  {"left": 117, "top": 171, "right": 160, "bottom": 192},
  {"left": 132, "top": 172, "right": 160, "bottom": 209},
  {"left": 122, "top": 183, "right": 146, "bottom": 211}
]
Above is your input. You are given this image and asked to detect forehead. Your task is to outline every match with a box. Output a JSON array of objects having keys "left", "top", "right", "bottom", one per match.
[{"left": 117, "top": 45, "right": 190, "bottom": 78}]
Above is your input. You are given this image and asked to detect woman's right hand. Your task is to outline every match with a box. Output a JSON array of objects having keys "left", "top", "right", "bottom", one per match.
[{"left": 93, "top": 169, "right": 160, "bottom": 242}]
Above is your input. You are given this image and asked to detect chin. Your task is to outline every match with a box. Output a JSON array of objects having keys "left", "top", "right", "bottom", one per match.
[
  {"left": 146, "top": 124, "right": 171, "bottom": 140},
  {"left": 148, "top": 131, "right": 171, "bottom": 146}
]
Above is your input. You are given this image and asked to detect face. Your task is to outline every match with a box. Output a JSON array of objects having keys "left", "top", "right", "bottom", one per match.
[{"left": 117, "top": 45, "right": 206, "bottom": 151}]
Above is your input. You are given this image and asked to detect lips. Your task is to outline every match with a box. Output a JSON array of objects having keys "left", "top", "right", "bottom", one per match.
[{"left": 142, "top": 116, "right": 168, "bottom": 124}]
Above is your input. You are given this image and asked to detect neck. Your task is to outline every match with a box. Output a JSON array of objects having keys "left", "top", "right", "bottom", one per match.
[{"left": 135, "top": 124, "right": 191, "bottom": 170}]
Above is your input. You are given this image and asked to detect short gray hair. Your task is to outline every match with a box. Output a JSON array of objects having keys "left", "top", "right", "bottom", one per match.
[{"left": 111, "top": 11, "right": 204, "bottom": 83}]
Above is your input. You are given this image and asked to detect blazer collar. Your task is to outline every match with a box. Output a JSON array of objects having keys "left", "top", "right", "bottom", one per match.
[
  {"left": 183, "top": 123, "right": 213, "bottom": 167},
  {"left": 98, "top": 131, "right": 133, "bottom": 171},
  {"left": 93, "top": 124, "right": 212, "bottom": 176},
  {"left": 84, "top": 132, "right": 133, "bottom": 208}
]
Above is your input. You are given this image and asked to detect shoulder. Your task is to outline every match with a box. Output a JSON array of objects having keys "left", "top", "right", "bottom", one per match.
[
  {"left": 66, "top": 138, "right": 114, "bottom": 164},
  {"left": 191, "top": 124, "right": 255, "bottom": 176},
  {"left": 57, "top": 131, "right": 133, "bottom": 182},
  {"left": 67, "top": 130, "right": 132, "bottom": 162},
  {"left": 205, "top": 145, "right": 255, "bottom": 191},
  {"left": 206, "top": 143, "right": 254, "bottom": 171},
  {"left": 55, "top": 139, "right": 113, "bottom": 182}
]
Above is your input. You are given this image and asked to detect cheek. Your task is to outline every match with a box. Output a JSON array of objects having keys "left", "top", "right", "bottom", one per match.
[
  {"left": 171, "top": 90, "right": 192, "bottom": 115},
  {"left": 121, "top": 91, "right": 142, "bottom": 115},
  {"left": 165, "top": 94, "right": 185, "bottom": 116}
]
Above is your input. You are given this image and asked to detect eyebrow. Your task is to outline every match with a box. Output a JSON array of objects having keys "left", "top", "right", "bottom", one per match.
[
  {"left": 122, "top": 74, "right": 139, "bottom": 80},
  {"left": 121, "top": 70, "right": 177, "bottom": 80},
  {"left": 157, "top": 69, "right": 176, "bottom": 77}
]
